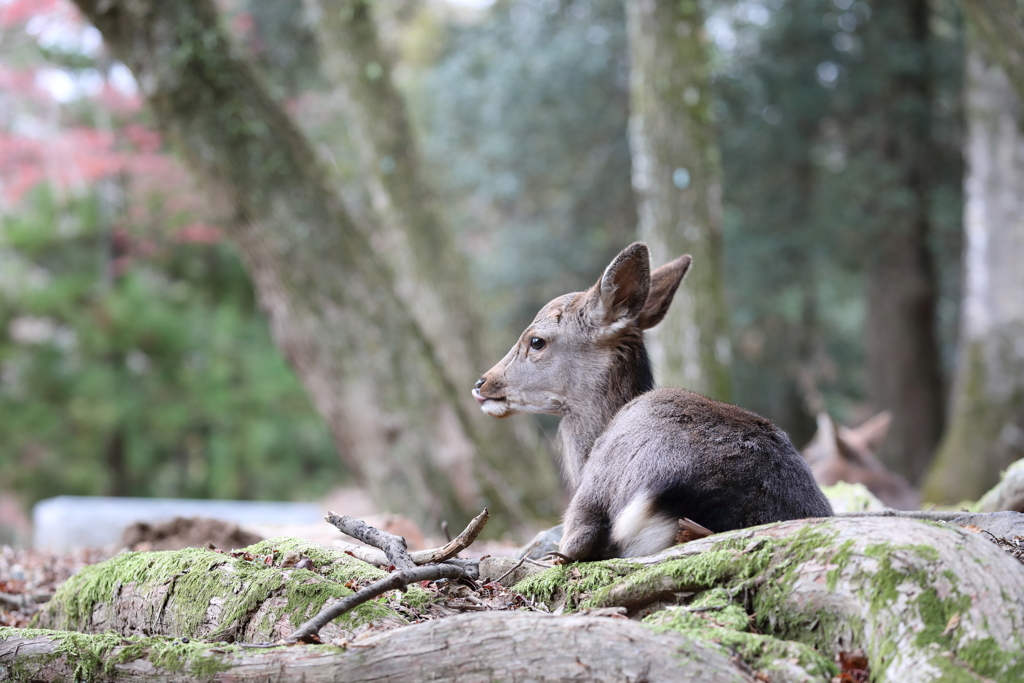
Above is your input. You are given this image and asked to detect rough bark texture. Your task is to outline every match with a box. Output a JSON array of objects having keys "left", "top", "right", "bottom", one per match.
[
  {"left": 923, "top": 41, "right": 1024, "bottom": 503},
  {"left": 17, "top": 514, "right": 1024, "bottom": 682},
  {"left": 32, "top": 538, "right": 417, "bottom": 644},
  {"left": 518, "top": 516, "right": 1024, "bottom": 683},
  {"left": 1, "top": 613, "right": 756, "bottom": 683},
  {"left": 857, "top": 0, "right": 945, "bottom": 484},
  {"left": 978, "top": 460, "right": 1024, "bottom": 513},
  {"left": 625, "top": 0, "right": 732, "bottom": 400},
  {"left": 69, "top": 0, "right": 560, "bottom": 532}
]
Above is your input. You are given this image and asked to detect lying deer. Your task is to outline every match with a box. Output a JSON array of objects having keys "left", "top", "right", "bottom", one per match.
[
  {"left": 802, "top": 412, "right": 920, "bottom": 510},
  {"left": 472, "top": 243, "right": 833, "bottom": 561}
]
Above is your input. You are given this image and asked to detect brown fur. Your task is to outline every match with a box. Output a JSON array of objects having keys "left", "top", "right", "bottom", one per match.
[
  {"left": 473, "top": 243, "right": 833, "bottom": 560},
  {"left": 802, "top": 412, "right": 920, "bottom": 510}
]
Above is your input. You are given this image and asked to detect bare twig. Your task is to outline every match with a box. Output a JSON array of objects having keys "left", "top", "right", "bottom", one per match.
[
  {"left": 325, "top": 512, "right": 415, "bottom": 570},
  {"left": 494, "top": 557, "right": 527, "bottom": 585},
  {"left": 332, "top": 508, "right": 490, "bottom": 567},
  {"left": 676, "top": 518, "right": 715, "bottom": 544},
  {"left": 0, "top": 591, "right": 49, "bottom": 612},
  {"left": 288, "top": 563, "right": 466, "bottom": 643},
  {"left": 412, "top": 508, "right": 490, "bottom": 564}
]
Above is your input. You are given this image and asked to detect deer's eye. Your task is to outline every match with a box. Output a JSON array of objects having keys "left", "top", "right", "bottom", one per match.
[{"left": 530, "top": 337, "right": 546, "bottom": 351}]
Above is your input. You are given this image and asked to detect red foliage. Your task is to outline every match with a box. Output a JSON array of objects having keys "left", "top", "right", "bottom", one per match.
[{"left": 0, "top": 0, "right": 222, "bottom": 251}]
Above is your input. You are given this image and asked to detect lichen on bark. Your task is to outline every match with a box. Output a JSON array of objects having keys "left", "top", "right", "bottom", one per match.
[
  {"left": 515, "top": 517, "right": 1024, "bottom": 683},
  {"left": 34, "top": 537, "right": 425, "bottom": 643}
]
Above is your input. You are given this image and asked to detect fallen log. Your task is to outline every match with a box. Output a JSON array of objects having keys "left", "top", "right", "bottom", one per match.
[
  {"left": 515, "top": 516, "right": 1024, "bottom": 683},
  {"left": 16, "top": 516, "right": 1024, "bottom": 683},
  {"left": 31, "top": 538, "right": 421, "bottom": 643},
  {"left": 1, "top": 612, "right": 756, "bottom": 682}
]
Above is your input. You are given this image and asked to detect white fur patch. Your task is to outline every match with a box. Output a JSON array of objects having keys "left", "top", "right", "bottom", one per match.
[
  {"left": 610, "top": 491, "right": 679, "bottom": 558},
  {"left": 480, "top": 400, "right": 513, "bottom": 417}
]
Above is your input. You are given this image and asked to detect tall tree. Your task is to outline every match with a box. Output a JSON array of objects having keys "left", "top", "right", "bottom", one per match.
[
  {"left": 843, "top": 0, "right": 944, "bottom": 482},
  {"left": 923, "top": 38, "right": 1024, "bottom": 502},
  {"left": 625, "top": 0, "right": 731, "bottom": 400},
  {"left": 69, "top": 0, "right": 561, "bottom": 532}
]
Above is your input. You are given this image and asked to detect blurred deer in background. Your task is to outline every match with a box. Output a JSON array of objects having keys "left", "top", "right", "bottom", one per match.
[
  {"left": 473, "top": 243, "right": 832, "bottom": 561},
  {"left": 802, "top": 412, "right": 920, "bottom": 510}
]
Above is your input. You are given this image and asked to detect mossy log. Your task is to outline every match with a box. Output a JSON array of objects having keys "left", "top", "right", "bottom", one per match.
[
  {"left": 32, "top": 538, "right": 421, "bottom": 643},
  {"left": 8, "top": 518, "right": 1024, "bottom": 682},
  {"left": 515, "top": 516, "right": 1024, "bottom": 682},
  {"left": 1, "top": 613, "right": 755, "bottom": 682}
]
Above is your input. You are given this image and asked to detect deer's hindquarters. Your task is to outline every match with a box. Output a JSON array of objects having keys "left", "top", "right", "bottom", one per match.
[{"left": 559, "top": 388, "right": 834, "bottom": 561}]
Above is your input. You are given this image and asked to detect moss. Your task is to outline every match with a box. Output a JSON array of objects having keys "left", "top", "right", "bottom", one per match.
[
  {"left": 957, "top": 637, "right": 1024, "bottom": 681},
  {"left": 37, "top": 537, "right": 435, "bottom": 642},
  {"left": 1, "top": 627, "right": 250, "bottom": 680},
  {"left": 644, "top": 615, "right": 837, "bottom": 681},
  {"left": 821, "top": 481, "right": 885, "bottom": 512},
  {"left": 513, "top": 559, "right": 641, "bottom": 610}
]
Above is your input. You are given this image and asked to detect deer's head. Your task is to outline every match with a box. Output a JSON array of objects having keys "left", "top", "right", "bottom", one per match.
[{"left": 472, "top": 242, "right": 691, "bottom": 419}]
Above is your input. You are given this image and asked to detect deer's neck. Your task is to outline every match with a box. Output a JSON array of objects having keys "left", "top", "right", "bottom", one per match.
[{"left": 558, "top": 332, "right": 654, "bottom": 489}]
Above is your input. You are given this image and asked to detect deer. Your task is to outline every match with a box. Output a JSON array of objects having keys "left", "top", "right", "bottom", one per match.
[
  {"left": 472, "top": 242, "right": 833, "bottom": 561},
  {"left": 802, "top": 411, "right": 920, "bottom": 510}
]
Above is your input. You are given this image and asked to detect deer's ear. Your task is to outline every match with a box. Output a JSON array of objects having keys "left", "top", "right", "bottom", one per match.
[
  {"left": 590, "top": 242, "right": 651, "bottom": 328},
  {"left": 637, "top": 254, "right": 691, "bottom": 330}
]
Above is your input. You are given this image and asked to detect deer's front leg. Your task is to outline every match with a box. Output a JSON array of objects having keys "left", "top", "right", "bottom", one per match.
[{"left": 559, "top": 489, "right": 611, "bottom": 562}]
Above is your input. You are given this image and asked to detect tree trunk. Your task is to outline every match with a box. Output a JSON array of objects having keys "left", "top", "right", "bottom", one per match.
[
  {"left": 957, "top": 0, "right": 1024, "bottom": 102},
  {"left": 856, "top": 0, "right": 945, "bottom": 484},
  {"left": 625, "top": 0, "right": 732, "bottom": 400},
  {"left": 923, "top": 41, "right": 1024, "bottom": 503},
  {"left": 70, "top": 0, "right": 561, "bottom": 532},
  {"left": 1, "top": 613, "right": 755, "bottom": 683}
]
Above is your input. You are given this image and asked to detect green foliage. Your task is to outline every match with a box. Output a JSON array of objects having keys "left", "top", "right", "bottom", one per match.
[{"left": 0, "top": 186, "right": 341, "bottom": 506}]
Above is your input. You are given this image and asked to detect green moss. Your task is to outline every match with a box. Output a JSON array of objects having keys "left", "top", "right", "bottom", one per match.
[
  {"left": 821, "top": 481, "right": 885, "bottom": 512},
  {"left": 957, "top": 637, "right": 1024, "bottom": 681},
  {"left": 513, "top": 559, "right": 641, "bottom": 610},
  {"left": 643, "top": 616, "right": 836, "bottom": 681},
  {"left": 36, "top": 537, "right": 435, "bottom": 642},
  {"left": 1, "top": 627, "right": 251, "bottom": 680}
]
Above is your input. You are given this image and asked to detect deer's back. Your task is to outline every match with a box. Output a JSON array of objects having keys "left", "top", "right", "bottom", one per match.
[{"left": 580, "top": 387, "right": 833, "bottom": 537}]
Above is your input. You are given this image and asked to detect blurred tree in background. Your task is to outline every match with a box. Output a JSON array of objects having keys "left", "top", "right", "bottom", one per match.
[
  {"left": 923, "top": 4, "right": 1024, "bottom": 502},
  {"left": 713, "top": 0, "right": 963, "bottom": 460},
  {"left": 625, "top": 0, "right": 731, "bottom": 401},
  {"left": 5, "top": 0, "right": 1024, "bottom": 522}
]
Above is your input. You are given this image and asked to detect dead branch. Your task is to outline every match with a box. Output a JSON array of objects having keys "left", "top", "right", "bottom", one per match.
[
  {"left": 676, "top": 517, "right": 715, "bottom": 544},
  {"left": 290, "top": 512, "right": 487, "bottom": 644},
  {"left": 325, "top": 512, "right": 415, "bottom": 569},
  {"left": 287, "top": 563, "right": 467, "bottom": 643},
  {"left": 333, "top": 508, "right": 490, "bottom": 566}
]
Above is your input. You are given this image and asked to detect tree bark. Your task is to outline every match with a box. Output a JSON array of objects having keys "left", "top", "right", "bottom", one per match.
[
  {"left": 923, "top": 41, "right": 1024, "bottom": 503},
  {"left": 855, "top": 0, "right": 945, "bottom": 484},
  {"left": 1, "top": 613, "right": 756, "bottom": 683},
  {"left": 18, "top": 515, "right": 1024, "bottom": 683},
  {"left": 32, "top": 539, "right": 416, "bottom": 644},
  {"left": 69, "top": 0, "right": 560, "bottom": 532},
  {"left": 518, "top": 516, "right": 1024, "bottom": 683},
  {"left": 625, "top": 0, "right": 732, "bottom": 400}
]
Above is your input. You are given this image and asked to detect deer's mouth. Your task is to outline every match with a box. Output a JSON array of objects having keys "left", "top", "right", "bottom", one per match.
[{"left": 472, "top": 389, "right": 513, "bottom": 417}]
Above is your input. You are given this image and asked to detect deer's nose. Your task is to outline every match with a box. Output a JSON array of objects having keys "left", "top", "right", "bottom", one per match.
[{"left": 474, "top": 377, "right": 486, "bottom": 390}]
